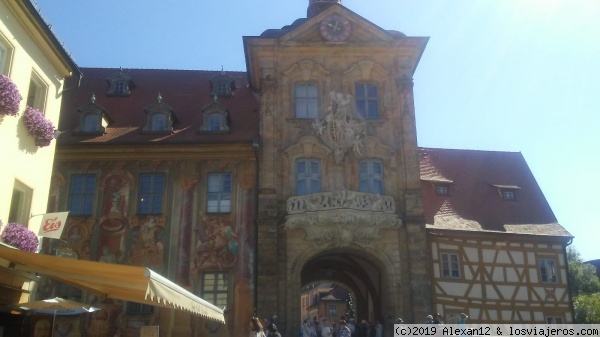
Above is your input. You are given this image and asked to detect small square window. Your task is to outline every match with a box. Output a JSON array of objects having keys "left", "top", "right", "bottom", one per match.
[
  {"left": 501, "top": 189, "right": 516, "bottom": 201},
  {"left": 435, "top": 184, "right": 449, "bottom": 196}
]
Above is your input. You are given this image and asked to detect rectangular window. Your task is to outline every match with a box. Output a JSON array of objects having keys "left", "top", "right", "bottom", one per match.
[
  {"left": 329, "top": 304, "right": 336, "bottom": 317},
  {"left": 9, "top": 180, "right": 33, "bottom": 224},
  {"left": 138, "top": 174, "right": 165, "bottom": 215},
  {"left": 26, "top": 72, "right": 47, "bottom": 111},
  {"left": 359, "top": 160, "right": 383, "bottom": 194},
  {"left": 200, "top": 272, "right": 228, "bottom": 308},
  {"left": 546, "top": 317, "right": 563, "bottom": 324},
  {"left": 355, "top": 83, "right": 379, "bottom": 119},
  {"left": 151, "top": 113, "right": 167, "bottom": 131},
  {"left": 296, "top": 159, "right": 320, "bottom": 195},
  {"left": 0, "top": 40, "right": 8, "bottom": 75},
  {"left": 207, "top": 114, "right": 222, "bottom": 131},
  {"left": 539, "top": 258, "right": 558, "bottom": 283},
  {"left": 295, "top": 83, "right": 319, "bottom": 118},
  {"left": 216, "top": 82, "right": 229, "bottom": 97},
  {"left": 441, "top": 253, "right": 461, "bottom": 279},
  {"left": 68, "top": 174, "right": 96, "bottom": 216},
  {"left": 114, "top": 81, "right": 126, "bottom": 95},
  {"left": 125, "top": 302, "right": 154, "bottom": 314},
  {"left": 207, "top": 173, "right": 232, "bottom": 213}
]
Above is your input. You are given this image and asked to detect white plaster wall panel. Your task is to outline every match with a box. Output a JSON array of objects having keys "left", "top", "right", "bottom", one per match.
[
  {"left": 495, "top": 250, "right": 510, "bottom": 264},
  {"left": 501, "top": 310, "right": 512, "bottom": 320},
  {"left": 515, "top": 286, "right": 529, "bottom": 301},
  {"left": 439, "top": 243, "right": 456, "bottom": 250},
  {"left": 560, "top": 270, "right": 567, "bottom": 283},
  {"left": 464, "top": 247, "right": 478, "bottom": 261},
  {"left": 520, "top": 311, "right": 531, "bottom": 321},
  {"left": 538, "top": 244, "right": 548, "bottom": 250},
  {"left": 498, "top": 285, "right": 516, "bottom": 299},
  {"left": 431, "top": 243, "right": 438, "bottom": 257},
  {"left": 558, "top": 253, "right": 565, "bottom": 265},
  {"left": 440, "top": 282, "right": 470, "bottom": 296},
  {"left": 505, "top": 268, "right": 519, "bottom": 282},
  {"left": 511, "top": 251, "right": 524, "bottom": 264},
  {"left": 469, "top": 284, "right": 482, "bottom": 298},
  {"left": 489, "top": 266, "right": 504, "bottom": 281},
  {"left": 482, "top": 249, "right": 495, "bottom": 263},
  {"left": 534, "top": 312, "right": 544, "bottom": 321},
  {"left": 524, "top": 243, "right": 534, "bottom": 249},
  {"left": 488, "top": 311, "right": 498, "bottom": 321},
  {"left": 485, "top": 285, "right": 500, "bottom": 300},
  {"left": 463, "top": 267, "right": 473, "bottom": 279},
  {"left": 510, "top": 243, "right": 520, "bottom": 248},
  {"left": 529, "top": 269, "right": 538, "bottom": 283},
  {"left": 432, "top": 263, "right": 440, "bottom": 278},
  {"left": 527, "top": 252, "right": 536, "bottom": 266}
]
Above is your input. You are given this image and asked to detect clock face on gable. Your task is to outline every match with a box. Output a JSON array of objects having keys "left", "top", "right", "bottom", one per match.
[{"left": 319, "top": 14, "right": 351, "bottom": 42}]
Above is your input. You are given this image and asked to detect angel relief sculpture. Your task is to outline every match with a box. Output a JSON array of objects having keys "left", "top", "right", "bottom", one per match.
[
  {"left": 313, "top": 91, "right": 366, "bottom": 164},
  {"left": 192, "top": 214, "right": 238, "bottom": 274}
]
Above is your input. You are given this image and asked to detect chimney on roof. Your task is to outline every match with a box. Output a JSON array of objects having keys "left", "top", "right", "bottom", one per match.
[{"left": 307, "top": 0, "right": 341, "bottom": 18}]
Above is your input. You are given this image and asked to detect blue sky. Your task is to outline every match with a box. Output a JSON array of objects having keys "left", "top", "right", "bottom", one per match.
[{"left": 34, "top": 0, "right": 599, "bottom": 261}]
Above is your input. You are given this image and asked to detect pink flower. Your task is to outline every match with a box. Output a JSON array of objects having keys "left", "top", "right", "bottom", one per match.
[
  {"left": 23, "top": 106, "right": 55, "bottom": 147},
  {"left": 0, "top": 75, "right": 23, "bottom": 116}
]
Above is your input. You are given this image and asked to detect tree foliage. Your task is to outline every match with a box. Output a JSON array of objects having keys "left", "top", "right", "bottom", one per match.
[
  {"left": 567, "top": 246, "right": 600, "bottom": 323},
  {"left": 567, "top": 246, "right": 600, "bottom": 296}
]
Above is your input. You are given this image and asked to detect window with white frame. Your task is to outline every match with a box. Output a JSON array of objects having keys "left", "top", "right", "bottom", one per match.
[
  {"left": 199, "top": 105, "right": 229, "bottom": 133},
  {"left": 9, "top": 180, "right": 33, "bottom": 224},
  {"left": 441, "top": 253, "right": 461, "bottom": 279},
  {"left": 138, "top": 174, "right": 165, "bottom": 215},
  {"left": 359, "top": 159, "right": 383, "bottom": 194},
  {"left": 207, "top": 173, "right": 232, "bottom": 213},
  {"left": 27, "top": 73, "right": 47, "bottom": 111},
  {"left": 200, "top": 272, "right": 228, "bottom": 308},
  {"left": 539, "top": 258, "right": 558, "bottom": 283},
  {"left": 296, "top": 159, "right": 320, "bottom": 195},
  {"left": 355, "top": 83, "right": 379, "bottom": 119},
  {"left": 295, "top": 83, "right": 319, "bottom": 118},
  {"left": 68, "top": 174, "right": 96, "bottom": 216}
]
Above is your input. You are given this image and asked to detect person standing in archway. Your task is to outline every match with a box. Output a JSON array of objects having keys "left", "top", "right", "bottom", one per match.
[{"left": 338, "top": 320, "right": 352, "bottom": 337}]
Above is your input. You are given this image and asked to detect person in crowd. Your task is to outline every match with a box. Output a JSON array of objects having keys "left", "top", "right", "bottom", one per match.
[
  {"left": 303, "top": 318, "right": 313, "bottom": 337},
  {"left": 348, "top": 319, "right": 357, "bottom": 337},
  {"left": 458, "top": 313, "right": 468, "bottom": 325},
  {"left": 250, "top": 317, "right": 266, "bottom": 337},
  {"left": 338, "top": 320, "right": 352, "bottom": 337},
  {"left": 425, "top": 315, "right": 434, "bottom": 324},
  {"left": 433, "top": 313, "right": 443, "bottom": 325},
  {"left": 266, "top": 323, "right": 282, "bottom": 337},
  {"left": 375, "top": 321, "right": 383, "bottom": 337},
  {"left": 322, "top": 318, "right": 333, "bottom": 337}
]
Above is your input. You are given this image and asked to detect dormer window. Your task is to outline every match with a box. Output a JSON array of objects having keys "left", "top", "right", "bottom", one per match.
[
  {"left": 105, "top": 70, "right": 133, "bottom": 96},
  {"left": 210, "top": 73, "right": 236, "bottom": 98},
  {"left": 199, "top": 101, "right": 230, "bottom": 133},
  {"left": 492, "top": 184, "right": 520, "bottom": 201},
  {"left": 143, "top": 93, "right": 177, "bottom": 133},
  {"left": 435, "top": 184, "right": 450, "bottom": 196},
  {"left": 75, "top": 94, "right": 112, "bottom": 134}
]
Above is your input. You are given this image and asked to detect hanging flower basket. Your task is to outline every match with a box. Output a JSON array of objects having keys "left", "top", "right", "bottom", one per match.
[
  {"left": 0, "top": 221, "right": 39, "bottom": 253},
  {"left": 0, "top": 75, "right": 23, "bottom": 116},
  {"left": 23, "top": 106, "right": 55, "bottom": 147}
]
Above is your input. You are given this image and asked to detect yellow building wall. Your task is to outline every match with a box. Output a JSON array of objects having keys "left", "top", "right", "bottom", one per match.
[{"left": 0, "top": 0, "right": 69, "bottom": 237}]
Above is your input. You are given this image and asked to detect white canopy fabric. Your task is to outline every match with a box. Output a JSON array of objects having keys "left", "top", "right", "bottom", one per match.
[{"left": 0, "top": 244, "right": 224, "bottom": 323}]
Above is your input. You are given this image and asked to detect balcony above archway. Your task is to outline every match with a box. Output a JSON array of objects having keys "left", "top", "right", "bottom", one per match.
[{"left": 284, "top": 189, "right": 402, "bottom": 248}]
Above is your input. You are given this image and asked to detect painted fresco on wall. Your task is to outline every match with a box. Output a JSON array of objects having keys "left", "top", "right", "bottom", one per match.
[
  {"left": 192, "top": 214, "right": 238, "bottom": 274},
  {"left": 62, "top": 218, "right": 95, "bottom": 260},
  {"left": 97, "top": 172, "right": 131, "bottom": 264},
  {"left": 129, "top": 215, "right": 166, "bottom": 271}
]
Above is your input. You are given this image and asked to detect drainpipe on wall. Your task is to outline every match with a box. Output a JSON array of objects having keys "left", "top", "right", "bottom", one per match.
[{"left": 252, "top": 137, "right": 260, "bottom": 317}]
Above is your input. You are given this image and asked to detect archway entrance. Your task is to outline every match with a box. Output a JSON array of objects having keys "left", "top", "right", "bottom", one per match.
[{"left": 299, "top": 250, "right": 384, "bottom": 323}]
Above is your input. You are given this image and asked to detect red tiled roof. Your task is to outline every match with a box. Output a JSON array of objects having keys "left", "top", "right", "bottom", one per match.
[
  {"left": 57, "top": 68, "right": 259, "bottom": 146},
  {"left": 420, "top": 148, "right": 571, "bottom": 237}
]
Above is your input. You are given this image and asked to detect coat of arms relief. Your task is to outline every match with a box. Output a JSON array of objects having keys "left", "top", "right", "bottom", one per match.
[{"left": 313, "top": 91, "right": 366, "bottom": 164}]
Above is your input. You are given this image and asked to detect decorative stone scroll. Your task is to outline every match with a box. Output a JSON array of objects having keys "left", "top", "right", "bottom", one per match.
[
  {"left": 284, "top": 189, "right": 402, "bottom": 248},
  {"left": 313, "top": 91, "right": 366, "bottom": 164}
]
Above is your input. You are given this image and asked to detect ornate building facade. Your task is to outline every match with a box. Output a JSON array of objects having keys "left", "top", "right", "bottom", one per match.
[{"left": 34, "top": 0, "right": 573, "bottom": 336}]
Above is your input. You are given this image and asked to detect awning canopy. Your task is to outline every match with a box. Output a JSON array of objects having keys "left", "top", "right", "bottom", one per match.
[{"left": 0, "top": 244, "right": 224, "bottom": 323}]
